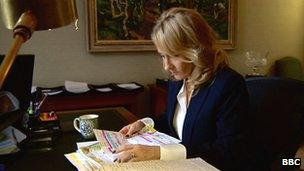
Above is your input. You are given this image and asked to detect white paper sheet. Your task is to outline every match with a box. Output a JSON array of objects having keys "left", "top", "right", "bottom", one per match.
[
  {"left": 76, "top": 141, "right": 99, "bottom": 149},
  {"left": 117, "top": 83, "right": 140, "bottom": 90},
  {"left": 43, "top": 90, "right": 64, "bottom": 96},
  {"left": 100, "top": 158, "right": 219, "bottom": 171},
  {"left": 127, "top": 132, "right": 181, "bottom": 146},
  {"left": 96, "top": 88, "right": 112, "bottom": 92},
  {"left": 65, "top": 80, "right": 90, "bottom": 93},
  {"left": 65, "top": 152, "right": 93, "bottom": 171}
]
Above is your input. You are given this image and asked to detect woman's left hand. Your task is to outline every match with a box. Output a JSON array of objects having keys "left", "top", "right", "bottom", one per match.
[{"left": 114, "top": 144, "right": 160, "bottom": 163}]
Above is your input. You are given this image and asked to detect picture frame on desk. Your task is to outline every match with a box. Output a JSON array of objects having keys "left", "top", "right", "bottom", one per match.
[{"left": 87, "top": 0, "right": 237, "bottom": 52}]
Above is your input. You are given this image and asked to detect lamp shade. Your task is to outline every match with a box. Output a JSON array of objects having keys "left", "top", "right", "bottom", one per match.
[{"left": 0, "top": 0, "right": 78, "bottom": 31}]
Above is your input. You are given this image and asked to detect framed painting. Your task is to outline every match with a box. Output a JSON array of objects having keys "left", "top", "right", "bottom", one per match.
[{"left": 87, "top": 0, "right": 237, "bottom": 52}]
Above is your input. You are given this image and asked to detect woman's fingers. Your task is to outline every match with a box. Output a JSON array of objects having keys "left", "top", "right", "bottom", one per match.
[
  {"left": 114, "top": 145, "right": 160, "bottom": 163},
  {"left": 118, "top": 125, "right": 129, "bottom": 135},
  {"left": 126, "top": 125, "right": 139, "bottom": 137},
  {"left": 115, "top": 144, "right": 133, "bottom": 153},
  {"left": 120, "top": 120, "right": 145, "bottom": 137},
  {"left": 118, "top": 153, "right": 137, "bottom": 163},
  {"left": 114, "top": 145, "right": 137, "bottom": 163}
]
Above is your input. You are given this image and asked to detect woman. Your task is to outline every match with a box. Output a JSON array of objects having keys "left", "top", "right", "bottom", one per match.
[{"left": 115, "top": 7, "right": 261, "bottom": 170}]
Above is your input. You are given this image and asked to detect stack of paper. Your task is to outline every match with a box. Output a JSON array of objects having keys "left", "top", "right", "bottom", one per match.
[
  {"left": 0, "top": 126, "right": 26, "bottom": 155},
  {"left": 65, "top": 129, "right": 219, "bottom": 171},
  {"left": 65, "top": 129, "right": 181, "bottom": 170},
  {"left": 100, "top": 158, "right": 219, "bottom": 171}
]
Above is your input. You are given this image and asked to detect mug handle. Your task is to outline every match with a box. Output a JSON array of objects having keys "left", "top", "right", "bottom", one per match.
[{"left": 73, "top": 118, "right": 81, "bottom": 133}]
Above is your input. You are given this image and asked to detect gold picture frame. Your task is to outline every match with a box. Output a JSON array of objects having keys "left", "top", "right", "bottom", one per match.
[{"left": 87, "top": 0, "right": 237, "bottom": 52}]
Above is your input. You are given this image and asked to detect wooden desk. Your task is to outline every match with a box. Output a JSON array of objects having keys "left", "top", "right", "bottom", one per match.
[{"left": 1, "top": 107, "right": 138, "bottom": 171}]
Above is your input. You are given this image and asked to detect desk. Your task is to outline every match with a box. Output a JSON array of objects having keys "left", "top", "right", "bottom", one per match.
[{"left": 1, "top": 107, "right": 138, "bottom": 171}]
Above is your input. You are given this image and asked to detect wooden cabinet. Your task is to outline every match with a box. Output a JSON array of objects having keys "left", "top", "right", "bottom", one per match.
[
  {"left": 148, "top": 84, "right": 168, "bottom": 117},
  {"left": 40, "top": 91, "right": 144, "bottom": 115}
]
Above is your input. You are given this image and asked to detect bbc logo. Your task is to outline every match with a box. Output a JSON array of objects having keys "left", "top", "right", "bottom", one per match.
[{"left": 281, "top": 158, "right": 301, "bottom": 166}]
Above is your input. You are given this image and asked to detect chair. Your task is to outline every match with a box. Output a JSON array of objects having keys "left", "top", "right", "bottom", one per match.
[
  {"left": 245, "top": 77, "right": 304, "bottom": 170},
  {"left": 275, "top": 56, "right": 304, "bottom": 81}
]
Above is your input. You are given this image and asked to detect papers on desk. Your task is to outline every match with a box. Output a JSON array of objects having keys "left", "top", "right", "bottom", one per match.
[
  {"left": 117, "top": 83, "right": 141, "bottom": 90},
  {"left": 95, "top": 87, "right": 112, "bottom": 92},
  {"left": 65, "top": 80, "right": 90, "bottom": 93},
  {"left": 0, "top": 126, "right": 27, "bottom": 155},
  {"left": 100, "top": 157, "right": 219, "bottom": 171},
  {"left": 42, "top": 89, "right": 64, "bottom": 96},
  {"left": 65, "top": 153, "right": 218, "bottom": 171},
  {"left": 65, "top": 129, "right": 218, "bottom": 171},
  {"left": 66, "top": 130, "right": 180, "bottom": 167}
]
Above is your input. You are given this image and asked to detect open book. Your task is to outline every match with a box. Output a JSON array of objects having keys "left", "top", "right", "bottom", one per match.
[{"left": 77, "top": 130, "right": 181, "bottom": 165}]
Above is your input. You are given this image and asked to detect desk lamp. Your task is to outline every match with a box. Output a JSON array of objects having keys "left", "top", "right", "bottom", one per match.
[{"left": 0, "top": 0, "right": 78, "bottom": 127}]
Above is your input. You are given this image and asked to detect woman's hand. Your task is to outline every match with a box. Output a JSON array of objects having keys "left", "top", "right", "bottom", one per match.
[
  {"left": 119, "top": 120, "right": 145, "bottom": 137},
  {"left": 114, "top": 144, "right": 160, "bottom": 162}
]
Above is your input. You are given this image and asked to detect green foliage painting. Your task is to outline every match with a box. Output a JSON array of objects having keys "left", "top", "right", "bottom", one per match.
[
  {"left": 97, "top": 0, "right": 230, "bottom": 40},
  {"left": 87, "top": 0, "right": 236, "bottom": 52}
]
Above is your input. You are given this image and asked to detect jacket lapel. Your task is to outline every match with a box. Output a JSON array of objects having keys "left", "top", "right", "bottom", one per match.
[
  {"left": 182, "top": 87, "right": 210, "bottom": 144},
  {"left": 167, "top": 81, "right": 183, "bottom": 136}
]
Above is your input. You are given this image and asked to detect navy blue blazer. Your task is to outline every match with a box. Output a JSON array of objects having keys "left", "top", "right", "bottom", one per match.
[{"left": 155, "top": 67, "right": 259, "bottom": 170}]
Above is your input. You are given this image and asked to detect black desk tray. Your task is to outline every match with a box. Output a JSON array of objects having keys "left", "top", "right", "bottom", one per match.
[{"left": 33, "top": 82, "right": 144, "bottom": 97}]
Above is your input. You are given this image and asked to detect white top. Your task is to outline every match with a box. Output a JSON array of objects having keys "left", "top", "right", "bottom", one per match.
[
  {"left": 173, "top": 80, "right": 191, "bottom": 140},
  {"left": 140, "top": 80, "right": 192, "bottom": 160}
]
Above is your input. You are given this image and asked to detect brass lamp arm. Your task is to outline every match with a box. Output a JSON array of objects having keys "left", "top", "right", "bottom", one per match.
[{"left": 0, "top": 11, "right": 37, "bottom": 89}]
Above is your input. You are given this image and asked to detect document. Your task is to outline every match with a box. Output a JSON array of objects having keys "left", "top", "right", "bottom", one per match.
[
  {"left": 127, "top": 132, "right": 181, "bottom": 146},
  {"left": 42, "top": 89, "right": 63, "bottom": 96},
  {"left": 65, "top": 130, "right": 219, "bottom": 171},
  {"left": 100, "top": 157, "right": 219, "bottom": 171},
  {"left": 93, "top": 130, "right": 180, "bottom": 151},
  {"left": 93, "top": 130, "right": 129, "bottom": 153},
  {"left": 65, "top": 152, "right": 96, "bottom": 171},
  {"left": 95, "top": 87, "right": 112, "bottom": 92},
  {"left": 65, "top": 80, "right": 90, "bottom": 93},
  {"left": 77, "top": 141, "right": 99, "bottom": 149},
  {"left": 116, "top": 83, "right": 141, "bottom": 90}
]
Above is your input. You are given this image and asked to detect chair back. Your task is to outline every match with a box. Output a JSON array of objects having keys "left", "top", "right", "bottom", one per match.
[
  {"left": 275, "top": 56, "right": 304, "bottom": 81},
  {"left": 246, "top": 77, "right": 304, "bottom": 163}
]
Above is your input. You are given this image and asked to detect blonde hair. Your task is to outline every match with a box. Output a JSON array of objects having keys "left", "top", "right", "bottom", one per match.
[{"left": 151, "top": 7, "right": 228, "bottom": 89}]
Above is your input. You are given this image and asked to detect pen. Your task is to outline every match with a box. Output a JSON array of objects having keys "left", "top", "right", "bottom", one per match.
[
  {"left": 37, "top": 93, "right": 47, "bottom": 109},
  {"left": 35, "top": 93, "right": 48, "bottom": 116}
]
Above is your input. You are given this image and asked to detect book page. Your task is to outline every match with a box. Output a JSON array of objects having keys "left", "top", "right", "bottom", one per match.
[{"left": 99, "top": 158, "right": 219, "bottom": 171}]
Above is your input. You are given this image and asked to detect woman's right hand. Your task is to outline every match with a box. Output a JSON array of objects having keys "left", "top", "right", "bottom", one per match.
[{"left": 119, "top": 120, "right": 145, "bottom": 137}]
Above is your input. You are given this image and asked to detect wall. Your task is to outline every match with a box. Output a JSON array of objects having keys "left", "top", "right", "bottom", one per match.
[
  {"left": 0, "top": 0, "right": 303, "bottom": 87},
  {"left": 230, "top": 0, "right": 304, "bottom": 75}
]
